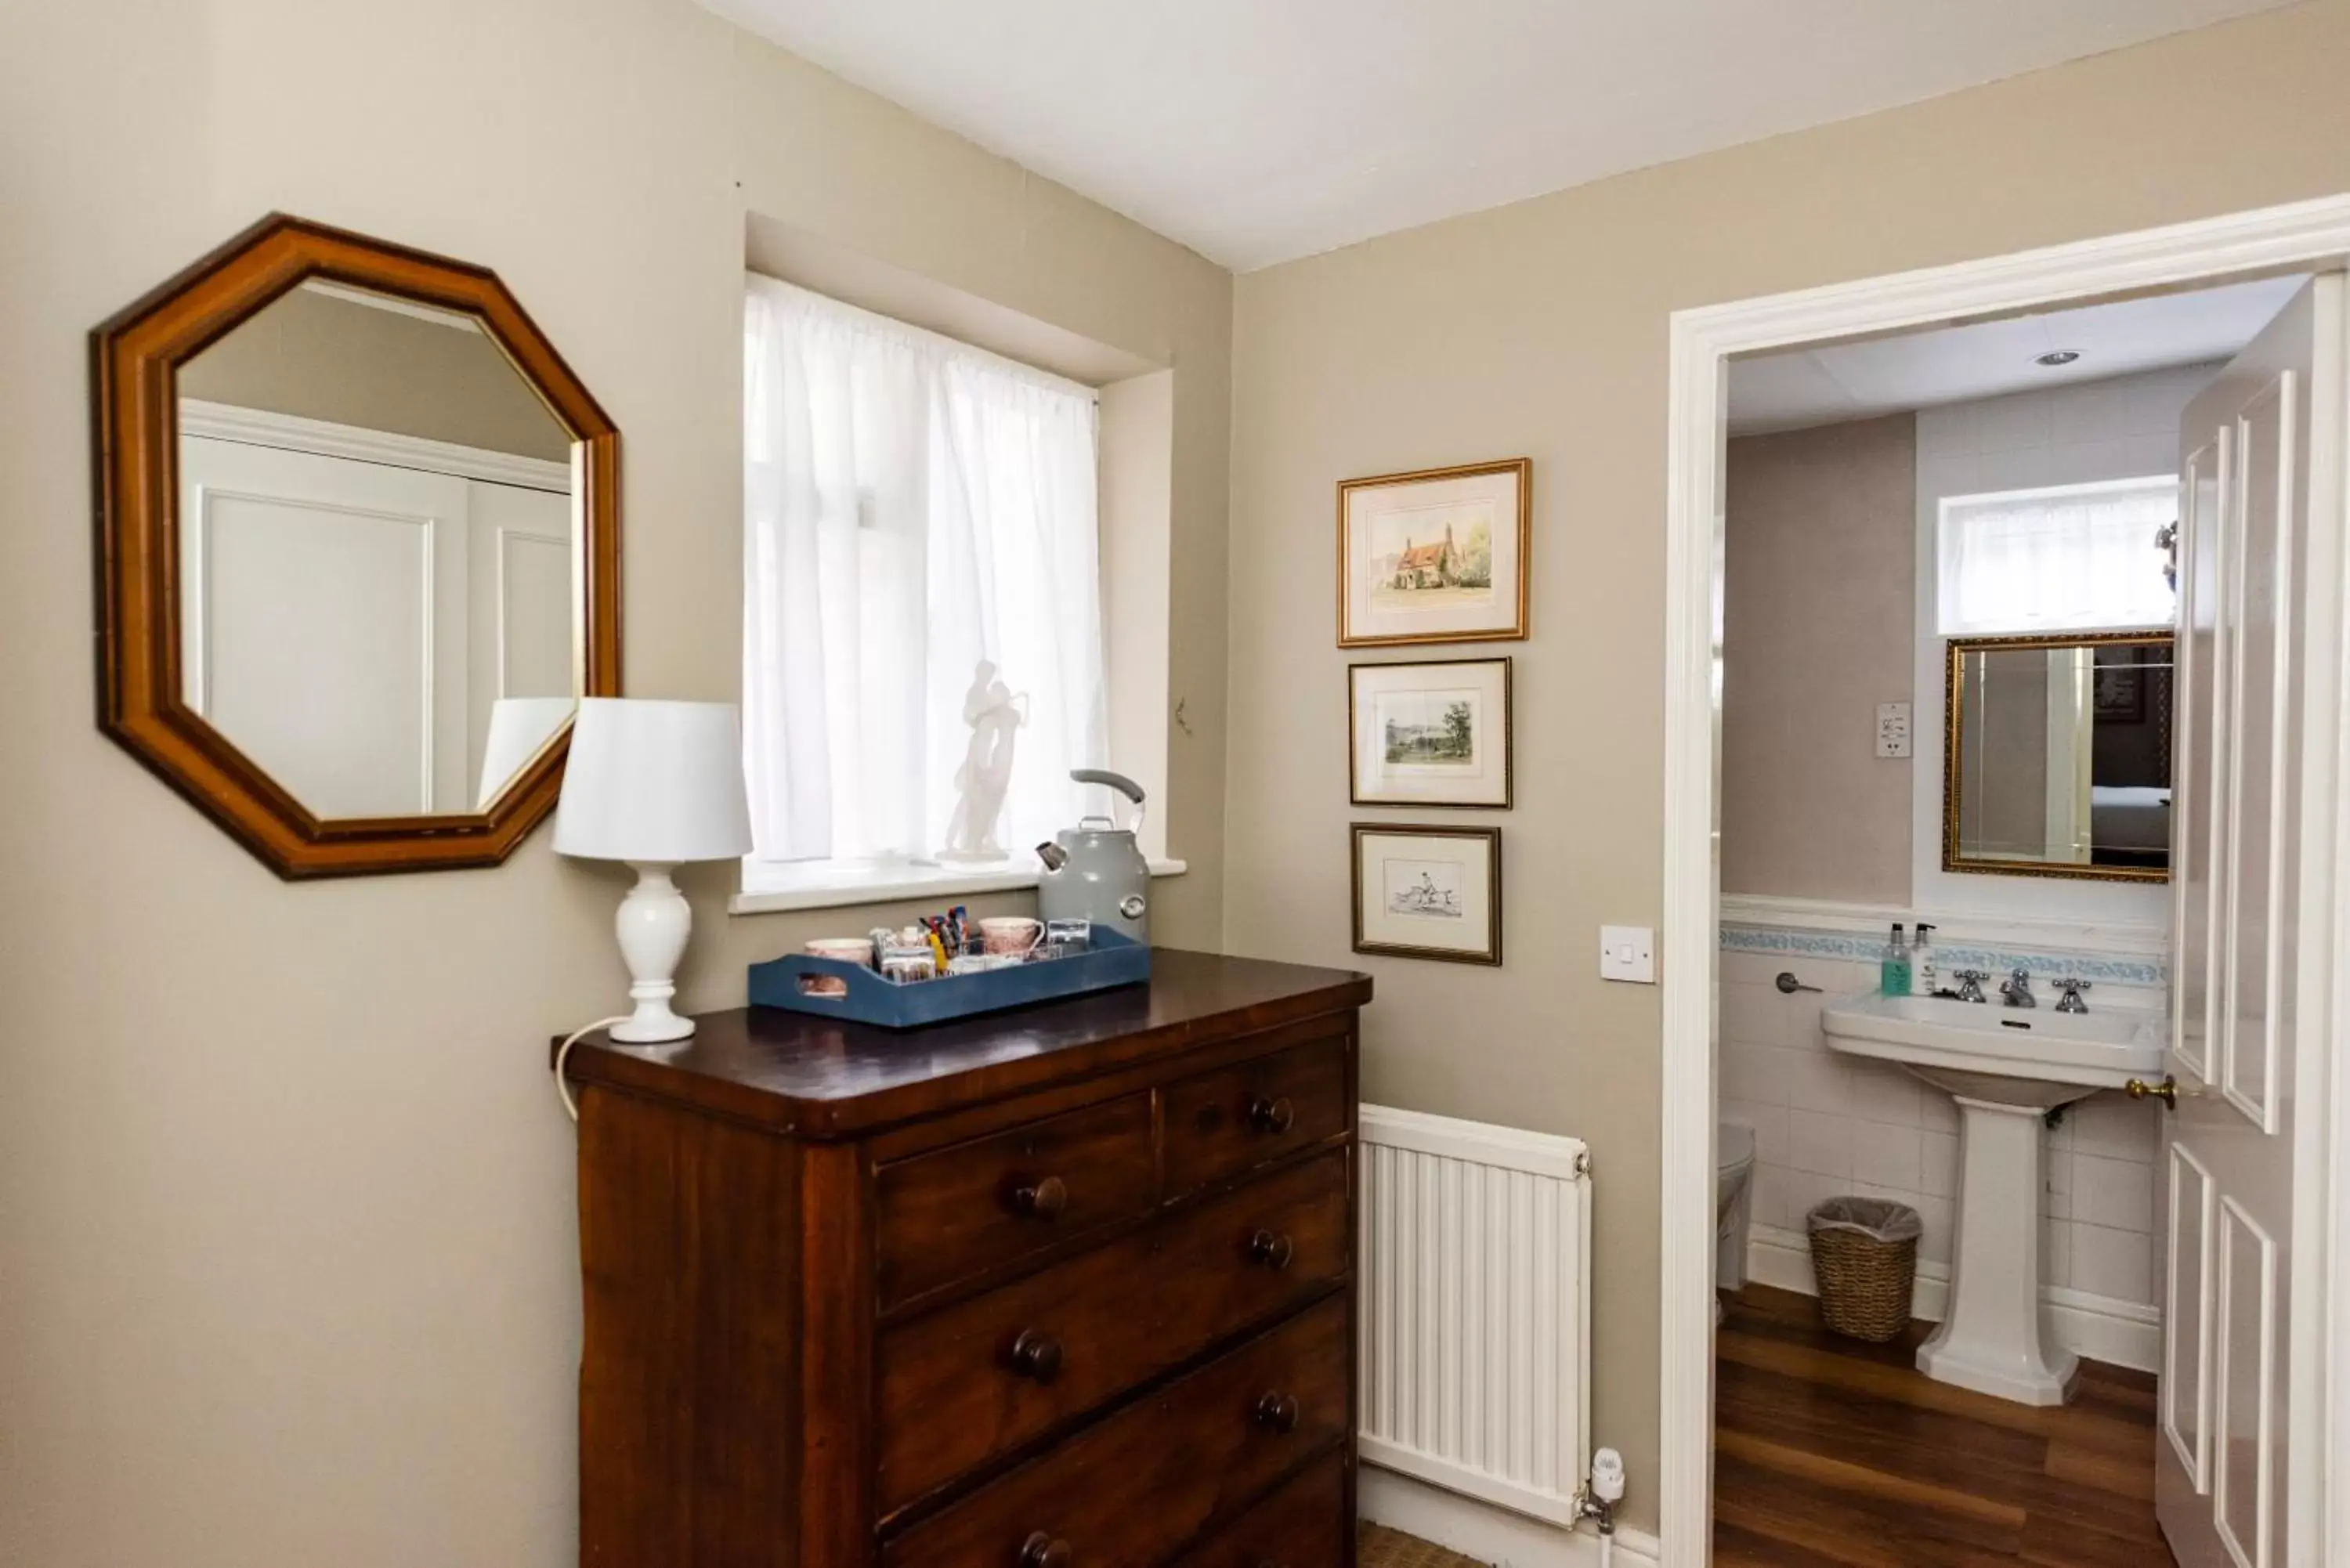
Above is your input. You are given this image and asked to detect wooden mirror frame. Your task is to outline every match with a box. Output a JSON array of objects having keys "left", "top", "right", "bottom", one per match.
[
  {"left": 1942, "top": 630, "right": 2174, "bottom": 884},
  {"left": 92, "top": 214, "right": 620, "bottom": 878}
]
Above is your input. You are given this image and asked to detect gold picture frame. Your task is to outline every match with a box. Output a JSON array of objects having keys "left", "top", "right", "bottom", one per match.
[{"left": 1336, "top": 458, "right": 1531, "bottom": 647}]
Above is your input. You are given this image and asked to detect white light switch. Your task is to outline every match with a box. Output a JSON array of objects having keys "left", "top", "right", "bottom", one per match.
[
  {"left": 1600, "top": 925, "right": 1655, "bottom": 985},
  {"left": 1876, "top": 702, "right": 1913, "bottom": 759}
]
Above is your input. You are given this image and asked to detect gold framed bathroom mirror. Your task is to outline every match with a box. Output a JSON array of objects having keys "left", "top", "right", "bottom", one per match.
[
  {"left": 1943, "top": 631, "right": 2174, "bottom": 883},
  {"left": 92, "top": 215, "right": 620, "bottom": 878}
]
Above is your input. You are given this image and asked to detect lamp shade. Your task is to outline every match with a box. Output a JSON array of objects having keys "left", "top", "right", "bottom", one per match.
[{"left": 554, "top": 698, "right": 754, "bottom": 864}]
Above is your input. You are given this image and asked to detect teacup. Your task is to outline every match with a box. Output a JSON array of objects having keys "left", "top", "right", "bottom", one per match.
[{"left": 979, "top": 916, "right": 1043, "bottom": 957}]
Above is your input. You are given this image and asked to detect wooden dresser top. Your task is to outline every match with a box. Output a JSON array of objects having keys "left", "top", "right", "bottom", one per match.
[{"left": 562, "top": 947, "right": 1372, "bottom": 1138}]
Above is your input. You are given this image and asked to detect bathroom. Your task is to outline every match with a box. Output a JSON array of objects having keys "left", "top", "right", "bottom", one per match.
[{"left": 1707, "top": 276, "right": 2312, "bottom": 1563}]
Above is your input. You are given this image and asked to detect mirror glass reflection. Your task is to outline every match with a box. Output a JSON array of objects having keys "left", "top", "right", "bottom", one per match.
[
  {"left": 175, "top": 281, "right": 578, "bottom": 818},
  {"left": 1948, "top": 635, "right": 2174, "bottom": 879}
]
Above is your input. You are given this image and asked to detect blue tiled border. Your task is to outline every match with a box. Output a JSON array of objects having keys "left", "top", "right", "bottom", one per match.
[{"left": 1719, "top": 922, "right": 2167, "bottom": 989}]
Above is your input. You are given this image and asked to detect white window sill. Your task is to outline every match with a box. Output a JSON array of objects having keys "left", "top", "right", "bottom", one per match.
[{"left": 729, "top": 856, "right": 1188, "bottom": 916}]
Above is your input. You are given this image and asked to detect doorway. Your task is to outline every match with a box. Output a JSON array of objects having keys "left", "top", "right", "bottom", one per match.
[{"left": 1657, "top": 197, "right": 2350, "bottom": 1568}]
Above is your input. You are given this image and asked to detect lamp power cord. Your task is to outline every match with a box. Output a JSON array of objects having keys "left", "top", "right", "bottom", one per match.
[{"left": 551, "top": 1017, "right": 633, "bottom": 1123}]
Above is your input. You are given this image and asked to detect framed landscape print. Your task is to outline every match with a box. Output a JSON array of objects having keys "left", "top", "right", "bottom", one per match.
[
  {"left": 1350, "top": 657, "right": 1513, "bottom": 808},
  {"left": 1336, "top": 457, "right": 1530, "bottom": 647},
  {"left": 1350, "top": 824, "right": 1502, "bottom": 965}
]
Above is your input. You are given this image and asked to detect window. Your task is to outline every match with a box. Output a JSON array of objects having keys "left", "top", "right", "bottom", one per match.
[
  {"left": 740, "top": 276, "right": 1107, "bottom": 894},
  {"left": 1936, "top": 475, "right": 2177, "bottom": 635}
]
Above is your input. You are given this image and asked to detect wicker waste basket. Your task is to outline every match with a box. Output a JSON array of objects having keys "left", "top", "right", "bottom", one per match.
[{"left": 1806, "top": 1196, "right": 1921, "bottom": 1342}]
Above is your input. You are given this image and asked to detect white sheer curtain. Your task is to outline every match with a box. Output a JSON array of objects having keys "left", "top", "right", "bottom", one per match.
[
  {"left": 1937, "top": 477, "right": 2178, "bottom": 636},
  {"left": 742, "top": 276, "right": 1106, "bottom": 879}
]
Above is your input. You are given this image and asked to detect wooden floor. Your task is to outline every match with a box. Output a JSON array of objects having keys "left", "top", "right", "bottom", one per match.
[{"left": 1714, "top": 1285, "right": 2172, "bottom": 1567}]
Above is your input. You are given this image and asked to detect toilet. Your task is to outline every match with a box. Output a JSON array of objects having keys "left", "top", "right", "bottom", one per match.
[{"left": 1716, "top": 1122, "right": 1756, "bottom": 1310}]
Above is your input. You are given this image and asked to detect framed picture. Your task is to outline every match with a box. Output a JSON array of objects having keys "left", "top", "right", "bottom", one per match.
[
  {"left": 1337, "top": 458, "right": 1531, "bottom": 647},
  {"left": 1350, "top": 824, "right": 1502, "bottom": 965},
  {"left": 1349, "top": 657, "right": 1513, "bottom": 808}
]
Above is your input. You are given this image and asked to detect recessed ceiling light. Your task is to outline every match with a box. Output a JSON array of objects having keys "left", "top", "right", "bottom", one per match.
[{"left": 2036, "top": 350, "right": 2081, "bottom": 367}]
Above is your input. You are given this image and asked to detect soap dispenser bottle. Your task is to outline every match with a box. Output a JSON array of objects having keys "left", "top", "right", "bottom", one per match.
[
  {"left": 1911, "top": 923, "right": 1936, "bottom": 997},
  {"left": 1882, "top": 923, "right": 1911, "bottom": 997}
]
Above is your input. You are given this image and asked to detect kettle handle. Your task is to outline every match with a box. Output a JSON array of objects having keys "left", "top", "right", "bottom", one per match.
[{"left": 1069, "top": 768, "right": 1147, "bottom": 838}]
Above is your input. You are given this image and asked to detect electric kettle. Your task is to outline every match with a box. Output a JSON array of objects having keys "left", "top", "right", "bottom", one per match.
[{"left": 1036, "top": 768, "right": 1151, "bottom": 944}]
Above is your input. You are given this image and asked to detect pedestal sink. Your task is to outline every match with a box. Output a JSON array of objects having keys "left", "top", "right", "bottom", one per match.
[{"left": 1820, "top": 991, "right": 2166, "bottom": 1405}]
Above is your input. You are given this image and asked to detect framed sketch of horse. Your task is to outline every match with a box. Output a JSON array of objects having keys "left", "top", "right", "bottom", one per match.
[
  {"left": 1350, "top": 823, "right": 1502, "bottom": 965},
  {"left": 1336, "top": 458, "right": 1530, "bottom": 646}
]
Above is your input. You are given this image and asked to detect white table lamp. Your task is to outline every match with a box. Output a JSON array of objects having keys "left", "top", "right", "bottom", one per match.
[{"left": 555, "top": 698, "right": 754, "bottom": 1043}]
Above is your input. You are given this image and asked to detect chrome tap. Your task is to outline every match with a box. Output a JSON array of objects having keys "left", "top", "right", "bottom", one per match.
[
  {"left": 2000, "top": 967, "right": 2037, "bottom": 1009},
  {"left": 2054, "top": 978, "right": 2092, "bottom": 1014},
  {"left": 1952, "top": 969, "right": 1990, "bottom": 1004}
]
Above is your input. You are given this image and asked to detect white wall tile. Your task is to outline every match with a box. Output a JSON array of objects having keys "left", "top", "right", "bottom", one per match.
[
  {"left": 1750, "top": 1161, "right": 1793, "bottom": 1230},
  {"left": 1719, "top": 981, "right": 1789, "bottom": 1048},
  {"left": 2070, "top": 1093, "right": 2158, "bottom": 1162},
  {"left": 1788, "top": 1108, "right": 1853, "bottom": 1179},
  {"left": 1852, "top": 1121, "right": 1922, "bottom": 1190},
  {"left": 2043, "top": 1147, "right": 2073, "bottom": 1220},
  {"left": 2072, "top": 1222, "right": 2153, "bottom": 1303},
  {"left": 1717, "top": 951, "right": 1788, "bottom": 988},
  {"left": 1781, "top": 1050, "right": 1850, "bottom": 1115},
  {"left": 1918, "top": 1090, "right": 1959, "bottom": 1135},
  {"left": 1845, "top": 1059, "right": 1922, "bottom": 1126},
  {"left": 1912, "top": 1194, "right": 1954, "bottom": 1264},
  {"left": 1777, "top": 1167, "right": 1846, "bottom": 1230},
  {"left": 2073, "top": 1151, "right": 2155, "bottom": 1233},
  {"left": 1720, "top": 1098, "right": 1788, "bottom": 1168},
  {"left": 1919, "top": 1130, "right": 1958, "bottom": 1199},
  {"left": 1719, "top": 1042, "right": 1790, "bottom": 1107},
  {"left": 2044, "top": 1216, "right": 2073, "bottom": 1290}
]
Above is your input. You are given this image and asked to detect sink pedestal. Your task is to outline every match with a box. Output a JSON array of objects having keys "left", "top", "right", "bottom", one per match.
[{"left": 1916, "top": 1093, "right": 2078, "bottom": 1406}]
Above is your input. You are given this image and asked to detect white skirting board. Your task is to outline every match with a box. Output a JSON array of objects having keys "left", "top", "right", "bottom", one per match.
[
  {"left": 1361, "top": 1465, "right": 1661, "bottom": 1568},
  {"left": 1745, "top": 1223, "right": 2160, "bottom": 1373}
]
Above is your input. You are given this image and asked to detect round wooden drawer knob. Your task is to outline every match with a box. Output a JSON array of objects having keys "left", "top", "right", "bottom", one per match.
[
  {"left": 1252, "top": 1391, "right": 1301, "bottom": 1434},
  {"left": 1009, "top": 1176, "right": 1068, "bottom": 1219},
  {"left": 1008, "top": 1329, "right": 1064, "bottom": 1384},
  {"left": 1247, "top": 1230, "right": 1295, "bottom": 1270},
  {"left": 1246, "top": 1095, "right": 1296, "bottom": 1135},
  {"left": 1019, "top": 1531, "right": 1072, "bottom": 1568}
]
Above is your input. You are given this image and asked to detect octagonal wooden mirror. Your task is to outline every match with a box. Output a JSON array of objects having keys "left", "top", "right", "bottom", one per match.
[{"left": 93, "top": 215, "right": 620, "bottom": 877}]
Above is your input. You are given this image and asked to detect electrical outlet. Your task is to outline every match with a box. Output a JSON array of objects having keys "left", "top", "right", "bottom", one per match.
[{"left": 1876, "top": 702, "right": 1912, "bottom": 758}]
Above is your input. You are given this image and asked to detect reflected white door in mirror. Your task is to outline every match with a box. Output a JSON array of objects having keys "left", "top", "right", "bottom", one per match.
[
  {"left": 176, "top": 405, "right": 576, "bottom": 818},
  {"left": 93, "top": 215, "right": 620, "bottom": 877}
]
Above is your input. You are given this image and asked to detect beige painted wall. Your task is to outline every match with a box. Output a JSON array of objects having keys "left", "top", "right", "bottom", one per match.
[
  {"left": 0, "top": 1, "right": 1227, "bottom": 1563},
  {"left": 1721, "top": 416, "right": 1917, "bottom": 903},
  {"left": 179, "top": 287, "right": 573, "bottom": 461},
  {"left": 1227, "top": 0, "right": 2350, "bottom": 1529}
]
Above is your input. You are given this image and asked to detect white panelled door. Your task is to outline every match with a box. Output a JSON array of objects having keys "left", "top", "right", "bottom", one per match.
[{"left": 2158, "top": 274, "right": 2345, "bottom": 1568}]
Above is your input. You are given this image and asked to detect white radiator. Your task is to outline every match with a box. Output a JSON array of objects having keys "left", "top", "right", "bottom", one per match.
[{"left": 1358, "top": 1104, "right": 1593, "bottom": 1526}]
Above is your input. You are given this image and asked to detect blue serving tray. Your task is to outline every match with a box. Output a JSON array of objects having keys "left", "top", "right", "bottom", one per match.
[{"left": 748, "top": 927, "right": 1152, "bottom": 1029}]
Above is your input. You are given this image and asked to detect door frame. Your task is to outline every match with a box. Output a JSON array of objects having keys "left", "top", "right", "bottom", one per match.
[{"left": 1658, "top": 193, "right": 2350, "bottom": 1566}]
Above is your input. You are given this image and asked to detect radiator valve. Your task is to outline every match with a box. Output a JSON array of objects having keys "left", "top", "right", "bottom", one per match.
[{"left": 1577, "top": 1447, "right": 1625, "bottom": 1534}]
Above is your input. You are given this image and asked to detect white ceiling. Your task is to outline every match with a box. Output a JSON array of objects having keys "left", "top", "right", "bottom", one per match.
[
  {"left": 1726, "top": 276, "right": 2305, "bottom": 436},
  {"left": 700, "top": 0, "right": 2287, "bottom": 271}
]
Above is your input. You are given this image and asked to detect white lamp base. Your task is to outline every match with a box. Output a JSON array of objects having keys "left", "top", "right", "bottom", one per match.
[{"left": 607, "top": 862, "right": 696, "bottom": 1043}]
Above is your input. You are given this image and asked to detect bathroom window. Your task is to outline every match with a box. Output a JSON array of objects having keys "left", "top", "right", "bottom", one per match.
[
  {"left": 739, "top": 276, "right": 1108, "bottom": 898},
  {"left": 1936, "top": 475, "right": 2178, "bottom": 636}
]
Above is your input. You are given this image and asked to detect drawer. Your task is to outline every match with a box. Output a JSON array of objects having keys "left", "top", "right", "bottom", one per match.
[
  {"left": 1171, "top": 1451, "right": 1348, "bottom": 1568},
  {"left": 883, "top": 1294, "right": 1350, "bottom": 1568},
  {"left": 878, "top": 1148, "right": 1352, "bottom": 1513},
  {"left": 1164, "top": 1035, "right": 1350, "bottom": 1198},
  {"left": 877, "top": 1093, "right": 1156, "bottom": 1309}
]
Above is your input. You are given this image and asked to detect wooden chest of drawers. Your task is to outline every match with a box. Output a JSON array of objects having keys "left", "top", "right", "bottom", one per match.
[{"left": 563, "top": 948, "right": 1371, "bottom": 1567}]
